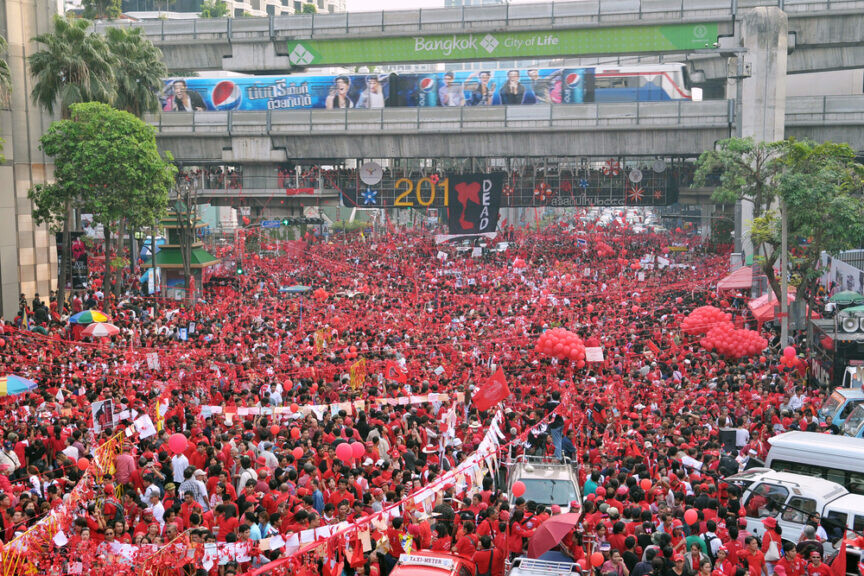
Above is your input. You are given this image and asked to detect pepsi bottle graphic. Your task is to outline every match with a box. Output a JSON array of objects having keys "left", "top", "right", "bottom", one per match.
[
  {"left": 416, "top": 74, "right": 438, "bottom": 107},
  {"left": 562, "top": 69, "right": 584, "bottom": 104}
]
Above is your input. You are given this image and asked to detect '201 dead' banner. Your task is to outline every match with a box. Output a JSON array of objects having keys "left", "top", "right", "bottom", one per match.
[{"left": 447, "top": 173, "right": 504, "bottom": 235}]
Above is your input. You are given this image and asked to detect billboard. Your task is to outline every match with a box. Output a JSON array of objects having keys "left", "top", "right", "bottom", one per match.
[
  {"left": 391, "top": 68, "right": 590, "bottom": 107},
  {"left": 447, "top": 173, "right": 503, "bottom": 235},
  {"left": 162, "top": 68, "right": 590, "bottom": 112},
  {"left": 160, "top": 74, "right": 394, "bottom": 111},
  {"left": 286, "top": 23, "right": 719, "bottom": 66}
]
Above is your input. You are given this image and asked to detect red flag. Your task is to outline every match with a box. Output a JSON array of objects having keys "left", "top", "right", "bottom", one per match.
[
  {"left": 473, "top": 367, "right": 511, "bottom": 412},
  {"left": 384, "top": 360, "right": 407, "bottom": 384},
  {"left": 646, "top": 340, "right": 660, "bottom": 355},
  {"left": 832, "top": 537, "right": 847, "bottom": 576}
]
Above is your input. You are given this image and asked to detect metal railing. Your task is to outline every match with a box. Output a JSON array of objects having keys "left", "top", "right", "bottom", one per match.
[
  {"left": 93, "top": 0, "right": 863, "bottom": 41},
  {"left": 147, "top": 100, "right": 734, "bottom": 135}
]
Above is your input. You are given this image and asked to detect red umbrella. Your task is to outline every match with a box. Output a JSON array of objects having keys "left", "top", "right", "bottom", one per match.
[{"left": 526, "top": 512, "right": 582, "bottom": 559}]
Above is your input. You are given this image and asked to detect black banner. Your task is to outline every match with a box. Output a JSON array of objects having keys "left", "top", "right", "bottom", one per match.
[{"left": 447, "top": 172, "right": 503, "bottom": 235}]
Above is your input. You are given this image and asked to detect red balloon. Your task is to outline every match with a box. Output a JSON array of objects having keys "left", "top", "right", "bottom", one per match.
[
  {"left": 335, "top": 442, "right": 353, "bottom": 464},
  {"left": 512, "top": 481, "right": 526, "bottom": 498},
  {"left": 292, "top": 447, "right": 304, "bottom": 460},
  {"left": 168, "top": 433, "right": 187, "bottom": 455},
  {"left": 269, "top": 425, "right": 280, "bottom": 437},
  {"left": 351, "top": 442, "right": 365, "bottom": 459},
  {"left": 290, "top": 403, "right": 299, "bottom": 413},
  {"left": 591, "top": 552, "right": 605, "bottom": 567},
  {"left": 640, "top": 478, "right": 652, "bottom": 491},
  {"left": 783, "top": 346, "right": 796, "bottom": 359},
  {"left": 77, "top": 457, "right": 90, "bottom": 471},
  {"left": 290, "top": 427, "right": 301, "bottom": 440},
  {"left": 684, "top": 508, "right": 699, "bottom": 525},
  {"left": 586, "top": 304, "right": 594, "bottom": 313},
  {"left": 0, "top": 338, "right": 5, "bottom": 347}
]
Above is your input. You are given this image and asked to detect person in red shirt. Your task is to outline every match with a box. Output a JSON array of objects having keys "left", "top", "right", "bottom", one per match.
[
  {"left": 473, "top": 535, "right": 503, "bottom": 576},
  {"left": 454, "top": 521, "right": 478, "bottom": 559},
  {"left": 806, "top": 551, "right": 832, "bottom": 576},
  {"left": 712, "top": 547, "right": 736, "bottom": 576},
  {"left": 740, "top": 536, "right": 767, "bottom": 576},
  {"left": 775, "top": 544, "right": 806, "bottom": 576}
]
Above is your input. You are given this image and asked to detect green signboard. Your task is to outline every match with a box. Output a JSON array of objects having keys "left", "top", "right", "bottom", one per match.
[{"left": 287, "top": 23, "right": 718, "bottom": 67}]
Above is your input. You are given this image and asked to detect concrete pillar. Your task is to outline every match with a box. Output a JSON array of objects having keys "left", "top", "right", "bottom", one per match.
[
  {"left": 700, "top": 204, "right": 713, "bottom": 240},
  {"left": 0, "top": 0, "right": 60, "bottom": 319},
  {"left": 736, "top": 7, "right": 788, "bottom": 259}
]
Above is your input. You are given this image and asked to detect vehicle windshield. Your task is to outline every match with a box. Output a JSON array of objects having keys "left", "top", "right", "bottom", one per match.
[
  {"left": 518, "top": 479, "right": 578, "bottom": 505},
  {"left": 843, "top": 404, "right": 864, "bottom": 436},
  {"left": 820, "top": 391, "right": 845, "bottom": 418}
]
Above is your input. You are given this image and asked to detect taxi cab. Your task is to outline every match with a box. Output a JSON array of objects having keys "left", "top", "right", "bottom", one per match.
[{"left": 391, "top": 552, "right": 476, "bottom": 576}]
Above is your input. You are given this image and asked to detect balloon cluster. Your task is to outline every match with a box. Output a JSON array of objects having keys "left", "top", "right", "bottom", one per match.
[
  {"left": 595, "top": 241, "right": 614, "bottom": 258},
  {"left": 343, "top": 345, "right": 359, "bottom": 360},
  {"left": 536, "top": 328, "right": 587, "bottom": 368},
  {"left": 700, "top": 322, "right": 768, "bottom": 359},
  {"left": 312, "top": 287, "right": 329, "bottom": 301},
  {"left": 513, "top": 258, "right": 527, "bottom": 269},
  {"left": 780, "top": 346, "right": 803, "bottom": 370},
  {"left": 681, "top": 306, "right": 731, "bottom": 335},
  {"left": 334, "top": 441, "right": 366, "bottom": 464}
]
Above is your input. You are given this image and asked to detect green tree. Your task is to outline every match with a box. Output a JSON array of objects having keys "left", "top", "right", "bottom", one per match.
[
  {"left": 693, "top": 137, "right": 785, "bottom": 219},
  {"left": 752, "top": 140, "right": 864, "bottom": 323},
  {"left": 200, "top": 0, "right": 230, "bottom": 17},
  {"left": 82, "top": 0, "right": 122, "bottom": 20},
  {"left": 29, "top": 16, "right": 116, "bottom": 118},
  {"left": 105, "top": 27, "right": 166, "bottom": 118},
  {"left": 29, "top": 16, "right": 117, "bottom": 310},
  {"left": 302, "top": 3, "right": 317, "bottom": 13},
  {"left": 30, "top": 103, "right": 174, "bottom": 308}
]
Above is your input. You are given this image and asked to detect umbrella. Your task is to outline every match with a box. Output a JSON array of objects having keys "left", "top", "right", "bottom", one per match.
[
  {"left": 829, "top": 291, "right": 864, "bottom": 305},
  {"left": 0, "top": 375, "right": 37, "bottom": 397},
  {"left": 81, "top": 323, "right": 120, "bottom": 338},
  {"left": 526, "top": 513, "right": 582, "bottom": 559},
  {"left": 69, "top": 310, "right": 111, "bottom": 324},
  {"left": 279, "top": 285, "right": 312, "bottom": 294}
]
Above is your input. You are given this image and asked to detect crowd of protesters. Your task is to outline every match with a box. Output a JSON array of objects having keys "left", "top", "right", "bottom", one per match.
[{"left": 0, "top": 217, "right": 843, "bottom": 576}]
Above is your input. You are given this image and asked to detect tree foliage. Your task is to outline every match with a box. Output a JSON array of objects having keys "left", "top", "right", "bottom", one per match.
[
  {"left": 31, "top": 103, "right": 175, "bottom": 305},
  {"left": 82, "top": 0, "right": 122, "bottom": 20},
  {"left": 693, "top": 137, "right": 785, "bottom": 217},
  {"left": 29, "top": 16, "right": 116, "bottom": 118},
  {"left": 200, "top": 0, "right": 230, "bottom": 18},
  {"left": 302, "top": 3, "right": 317, "bottom": 13},
  {"left": 105, "top": 27, "right": 167, "bottom": 117}
]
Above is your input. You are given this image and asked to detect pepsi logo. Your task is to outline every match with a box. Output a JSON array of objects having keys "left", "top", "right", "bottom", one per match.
[
  {"left": 212, "top": 80, "right": 242, "bottom": 110},
  {"left": 419, "top": 77, "right": 435, "bottom": 92},
  {"left": 565, "top": 73, "right": 582, "bottom": 88}
]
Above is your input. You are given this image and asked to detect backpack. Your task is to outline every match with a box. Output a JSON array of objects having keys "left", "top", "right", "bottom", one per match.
[{"left": 703, "top": 534, "right": 719, "bottom": 562}]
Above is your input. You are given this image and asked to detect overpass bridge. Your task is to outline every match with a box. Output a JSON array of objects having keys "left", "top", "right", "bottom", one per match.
[
  {"left": 150, "top": 96, "right": 864, "bottom": 164},
  {"left": 94, "top": 0, "right": 864, "bottom": 77}
]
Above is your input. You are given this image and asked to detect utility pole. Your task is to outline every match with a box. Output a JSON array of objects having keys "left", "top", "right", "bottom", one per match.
[{"left": 780, "top": 198, "right": 789, "bottom": 346}]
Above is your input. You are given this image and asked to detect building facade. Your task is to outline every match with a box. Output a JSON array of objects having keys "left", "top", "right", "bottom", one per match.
[{"left": 0, "top": 0, "right": 59, "bottom": 319}]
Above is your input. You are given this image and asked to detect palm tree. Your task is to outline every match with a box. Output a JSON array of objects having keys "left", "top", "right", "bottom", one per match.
[
  {"left": 105, "top": 27, "right": 167, "bottom": 118},
  {"left": 29, "top": 16, "right": 116, "bottom": 119},
  {"left": 29, "top": 15, "right": 116, "bottom": 314}
]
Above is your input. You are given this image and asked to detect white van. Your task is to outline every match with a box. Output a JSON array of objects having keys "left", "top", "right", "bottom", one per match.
[
  {"left": 766, "top": 431, "right": 864, "bottom": 495},
  {"left": 726, "top": 469, "right": 864, "bottom": 545}
]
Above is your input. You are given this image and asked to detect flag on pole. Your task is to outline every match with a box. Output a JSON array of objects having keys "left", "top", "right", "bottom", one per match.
[
  {"left": 473, "top": 367, "right": 511, "bottom": 412},
  {"left": 831, "top": 537, "right": 846, "bottom": 576}
]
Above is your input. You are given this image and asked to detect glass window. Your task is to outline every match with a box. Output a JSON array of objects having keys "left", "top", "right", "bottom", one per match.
[
  {"left": 826, "top": 468, "right": 847, "bottom": 486},
  {"left": 518, "top": 479, "right": 578, "bottom": 506},
  {"left": 854, "top": 515, "right": 864, "bottom": 534},
  {"left": 840, "top": 401, "right": 859, "bottom": 418},
  {"left": 849, "top": 473, "right": 864, "bottom": 496},
  {"left": 824, "top": 511, "right": 848, "bottom": 541},
  {"left": 745, "top": 483, "right": 789, "bottom": 518},
  {"left": 782, "top": 497, "right": 817, "bottom": 524}
]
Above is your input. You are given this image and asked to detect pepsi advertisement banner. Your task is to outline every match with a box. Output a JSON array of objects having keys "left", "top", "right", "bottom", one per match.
[
  {"left": 160, "top": 74, "right": 394, "bottom": 111},
  {"left": 393, "top": 68, "right": 590, "bottom": 107},
  {"left": 160, "top": 68, "right": 591, "bottom": 112}
]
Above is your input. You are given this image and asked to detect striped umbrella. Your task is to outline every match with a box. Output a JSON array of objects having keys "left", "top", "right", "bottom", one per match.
[
  {"left": 69, "top": 310, "right": 111, "bottom": 324},
  {"left": 81, "top": 323, "right": 120, "bottom": 338},
  {"left": 0, "top": 375, "right": 37, "bottom": 397}
]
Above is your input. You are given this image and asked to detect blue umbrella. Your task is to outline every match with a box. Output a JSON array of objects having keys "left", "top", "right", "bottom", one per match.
[
  {"left": 0, "top": 375, "right": 37, "bottom": 397},
  {"left": 279, "top": 285, "right": 312, "bottom": 294}
]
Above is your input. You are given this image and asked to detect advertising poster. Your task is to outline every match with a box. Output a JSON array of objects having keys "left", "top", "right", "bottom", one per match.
[
  {"left": 160, "top": 74, "right": 393, "bottom": 111},
  {"left": 55, "top": 232, "right": 89, "bottom": 290}
]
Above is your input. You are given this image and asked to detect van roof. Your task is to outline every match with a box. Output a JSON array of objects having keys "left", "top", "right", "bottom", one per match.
[
  {"left": 733, "top": 469, "right": 848, "bottom": 500},
  {"left": 828, "top": 493, "right": 864, "bottom": 512},
  {"left": 768, "top": 431, "right": 864, "bottom": 457},
  {"left": 830, "top": 388, "right": 864, "bottom": 399}
]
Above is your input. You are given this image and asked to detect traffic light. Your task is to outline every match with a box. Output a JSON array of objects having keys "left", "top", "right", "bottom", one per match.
[
  {"left": 236, "top": 265, "right": 244, "bottom": 275},
  {"left": 281, "top": 218, "right": 290, "bottom": 227}
]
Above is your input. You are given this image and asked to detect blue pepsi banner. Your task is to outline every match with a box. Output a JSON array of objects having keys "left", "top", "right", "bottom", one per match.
[
  {"left": 160, "top": 74, "right": 394, "bottom": 111},
  {"left": 160, "top": 68, "right": 591, "bottom": 112}
]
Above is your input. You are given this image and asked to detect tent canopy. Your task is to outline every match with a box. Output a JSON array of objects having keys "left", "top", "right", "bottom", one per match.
[
  {"left": 717, "top": 266, "right": 752, "bottom": 291},
  {"left": 749, "top": 288, "right": 796, "bottom": 324}
]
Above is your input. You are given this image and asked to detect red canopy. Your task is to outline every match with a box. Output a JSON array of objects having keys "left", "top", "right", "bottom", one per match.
[
  {"left": 717, "top": 266, "right": 752, "bottom": 291},
  {"left": 748, "top": 288, "right": 795, "bottom": 324}
]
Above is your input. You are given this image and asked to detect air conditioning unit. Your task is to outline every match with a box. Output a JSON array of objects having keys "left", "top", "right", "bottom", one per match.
[{"left": 839, "top": 309, "right": 864, "bottom": 333}]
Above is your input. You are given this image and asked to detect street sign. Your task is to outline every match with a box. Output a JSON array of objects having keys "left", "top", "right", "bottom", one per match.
[{"left": 260, "top": 220, "right": 281, "bottom": 229}]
